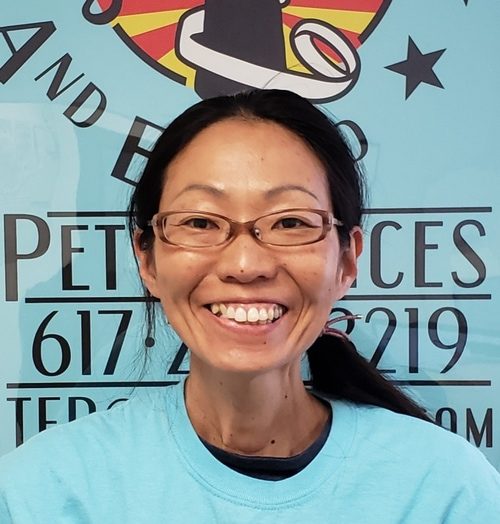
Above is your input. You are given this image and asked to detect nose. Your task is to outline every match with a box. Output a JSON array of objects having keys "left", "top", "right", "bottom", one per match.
[{"left": 214, "top": 230, "right": 279, "bottom": 283}]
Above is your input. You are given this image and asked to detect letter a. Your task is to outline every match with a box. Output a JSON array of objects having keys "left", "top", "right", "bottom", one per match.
[{"left": 0, "top": 21, "right": 56, "bottom": 83}]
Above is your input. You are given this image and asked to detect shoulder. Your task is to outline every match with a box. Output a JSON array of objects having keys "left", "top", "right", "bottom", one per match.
[
  {"left": 346, "top": 401, "right": 480, "bottom": 462},
  {"left": 339, "top": 400, "right": 500, "bottom": 505},
  {"left": 0, "top": 398, "right": 126, "bottom": 476},
  {"left": 0, "top": 386, "right": 183, "bottom": 522},
  {"left": 0, "top": 386, "right": 176, "bottom": 483}
]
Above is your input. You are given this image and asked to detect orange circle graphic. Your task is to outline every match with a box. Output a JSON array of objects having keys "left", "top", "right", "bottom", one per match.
[{"left": 96, "top": 0, "right": 391, "bottom": 101}]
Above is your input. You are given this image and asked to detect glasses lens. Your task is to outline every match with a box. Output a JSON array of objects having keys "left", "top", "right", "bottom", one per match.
[
  {"left": 162, "top": 212, "right": 228, "bottom": 247},
  {"left": 256, "top": 210, "right": 324, "bottom": 246}
]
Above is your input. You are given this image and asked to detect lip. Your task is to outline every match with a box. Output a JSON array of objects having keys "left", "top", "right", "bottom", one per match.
[
  {"left": 200, "top": 303, "right": 287, "bottom": 336},
  {"left": 203, "top": 298, "right": 288, "bottom": 308}
]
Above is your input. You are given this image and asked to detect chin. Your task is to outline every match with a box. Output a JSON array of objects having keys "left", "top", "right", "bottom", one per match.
[{"left": 191, "top": 345, "right": 301, "bottom": 378}]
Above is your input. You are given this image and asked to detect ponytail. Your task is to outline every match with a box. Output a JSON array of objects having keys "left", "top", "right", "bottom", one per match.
[{"left": 306, "top": 334, "right": 433, "bottom": 422}]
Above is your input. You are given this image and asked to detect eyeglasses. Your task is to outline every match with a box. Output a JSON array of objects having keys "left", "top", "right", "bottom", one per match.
[{"left": 148, "top": 208, "right": 343, "bottom": 248}]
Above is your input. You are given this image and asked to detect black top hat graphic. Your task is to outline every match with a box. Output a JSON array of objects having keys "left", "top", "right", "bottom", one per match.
[{"left": 191, "top": 0, "right": 287, "bottom": 99}]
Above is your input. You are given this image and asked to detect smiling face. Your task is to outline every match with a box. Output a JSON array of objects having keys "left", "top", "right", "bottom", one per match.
[{"left": 136, "top": 118, "right": 361, "bottom": 377}]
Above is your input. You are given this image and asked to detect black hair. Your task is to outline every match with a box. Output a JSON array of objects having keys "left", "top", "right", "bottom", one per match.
[{"left": 128, "top": 89, "right": 432, "bottom": 423}]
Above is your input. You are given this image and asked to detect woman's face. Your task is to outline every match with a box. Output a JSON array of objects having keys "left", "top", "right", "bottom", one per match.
[{"left": 136, "top": 119, "right": 361, "bottom": 376}]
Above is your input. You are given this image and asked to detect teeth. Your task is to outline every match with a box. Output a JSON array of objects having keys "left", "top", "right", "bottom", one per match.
[
  {"left": 268, "top": 307, "right": 274, "bottom": 321},
  {"left": 247, "top": 307, "right": 259, "bottom": 322},
  {"left": 235, "top": 307, "right": 247, "bottom": 322},
  {"left": 210, "top": 304, "right": 220, "bottom": 315},
  {"left": 208, "top": 303, "right": 285, "bottom": 324}
]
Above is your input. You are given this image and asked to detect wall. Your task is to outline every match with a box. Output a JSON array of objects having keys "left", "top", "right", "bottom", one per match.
[{"left": 0, "top": 0, "right": 498, "bottom": 471}]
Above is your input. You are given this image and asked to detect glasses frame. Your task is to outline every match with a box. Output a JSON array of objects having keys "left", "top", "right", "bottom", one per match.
[{"left": 148, "top": 208, "right": 344, "bottom": 248}]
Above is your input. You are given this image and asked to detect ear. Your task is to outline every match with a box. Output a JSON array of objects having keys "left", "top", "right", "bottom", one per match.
[
  {"left": 336, "top": 226, "right": 363, "bottom": 296},
  {"left": 133, "top": 230, "right": 160, "bottom": 298}
]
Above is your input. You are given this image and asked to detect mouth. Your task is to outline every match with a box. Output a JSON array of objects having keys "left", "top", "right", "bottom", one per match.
[{"left": 204, "top": 302, "right": 288, "bottom": 325}]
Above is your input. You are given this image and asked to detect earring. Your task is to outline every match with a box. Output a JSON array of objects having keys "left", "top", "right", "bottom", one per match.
[{"left": 322, "top": 314, "right": 362, "bottom": 341}]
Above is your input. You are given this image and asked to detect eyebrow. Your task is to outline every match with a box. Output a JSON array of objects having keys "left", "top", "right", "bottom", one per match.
[
  {"left": 265, "top": 184, "right": 320, "bottom": 202},
  {"left": 173, "top": 184, "right": 225, "bottom": 199},
  {"left": 173, "top": 183, "right": 320, "bottom": 202}
]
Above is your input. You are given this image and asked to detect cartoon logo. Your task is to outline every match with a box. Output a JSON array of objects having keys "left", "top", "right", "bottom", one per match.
[{"left": 84, "top": 0, "right": 391, "bottom": 102}]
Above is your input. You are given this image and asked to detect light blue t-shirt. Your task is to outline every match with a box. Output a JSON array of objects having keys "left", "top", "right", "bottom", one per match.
[{"left": 0, "top": 379, "right": 499, "bottom": 523}]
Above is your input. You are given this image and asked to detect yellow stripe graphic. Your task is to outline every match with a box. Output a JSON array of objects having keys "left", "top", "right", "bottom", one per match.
[
  {"left": 282, "top": 25, "right": 311, "bottom": 74},
  {"left": 158, "top": 49, "right": 196, "bottom": 88}
]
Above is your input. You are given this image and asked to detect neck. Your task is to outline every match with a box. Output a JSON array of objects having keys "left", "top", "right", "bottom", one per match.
[{"left": 185, "top": 356, "right": 330, "bottom": 457}]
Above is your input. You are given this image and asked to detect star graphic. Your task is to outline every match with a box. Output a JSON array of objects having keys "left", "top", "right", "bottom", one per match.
[{"left": 386, "top": 37, "right": 446, "bottom": 99}]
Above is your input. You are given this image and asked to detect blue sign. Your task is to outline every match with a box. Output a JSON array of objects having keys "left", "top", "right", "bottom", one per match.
[{"left": 1, "top": 0, "right": 498, "bottom": 472}]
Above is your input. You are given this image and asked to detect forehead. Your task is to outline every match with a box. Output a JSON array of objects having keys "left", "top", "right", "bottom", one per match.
[{"left": 159, "top": 118, "right": 331, "bottom": 210}]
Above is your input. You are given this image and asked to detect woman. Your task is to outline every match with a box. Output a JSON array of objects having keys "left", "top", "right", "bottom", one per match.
[{"left": 1, "top": 90, "right": 499, "bottom": 522}]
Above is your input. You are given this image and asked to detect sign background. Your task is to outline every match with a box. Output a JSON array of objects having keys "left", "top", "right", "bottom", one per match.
[{"left": 1, "top": 0, "right": 499, "bottom": 472}]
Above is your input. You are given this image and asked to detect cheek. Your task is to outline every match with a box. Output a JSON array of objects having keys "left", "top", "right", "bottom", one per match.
[
  {"left": 153, "top": 249, "right": 211, "bottom": 304},
  {"left": 283, "top": 245, "right": 340, "bottom": 302}
]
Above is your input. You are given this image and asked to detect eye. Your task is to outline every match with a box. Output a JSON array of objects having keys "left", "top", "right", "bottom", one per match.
[
  {"left": 181, "top": 216, "right": 220, "bottom": 230},
  {"left": 274, "top": 216, "right": 311, "bottom": 229}
]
